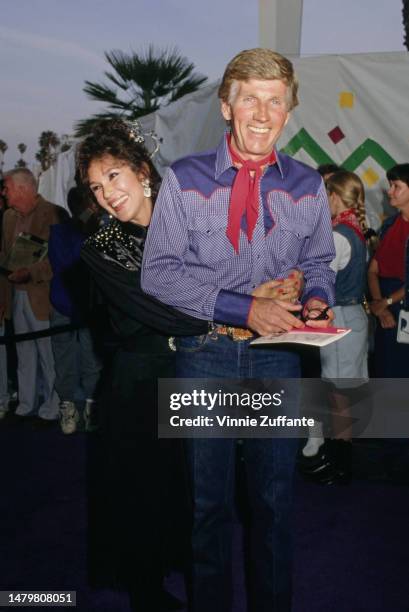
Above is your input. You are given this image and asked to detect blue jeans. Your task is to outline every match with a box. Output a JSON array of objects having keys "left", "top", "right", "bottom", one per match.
[
  {"left": 50, "top": 309, "right": 102, "bottom": 401},
  {"left": 176, "top": 332, "right": 300, "bottom": 612}
]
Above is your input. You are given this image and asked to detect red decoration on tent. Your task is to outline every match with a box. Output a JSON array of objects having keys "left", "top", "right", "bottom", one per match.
[{"left": 328, "top": 126, "right": 345, "bottom": 144}]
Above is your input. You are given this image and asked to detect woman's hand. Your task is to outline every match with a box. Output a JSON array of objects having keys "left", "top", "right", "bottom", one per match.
[
  {"left": 369, "top": 298, "right": 388, "bottom": 317},
  {"left": 252, "top": 269, "right": 303, "bottom": 302},
  {"left": 378, "top": 309, "right": 396, "bottom": 329}
]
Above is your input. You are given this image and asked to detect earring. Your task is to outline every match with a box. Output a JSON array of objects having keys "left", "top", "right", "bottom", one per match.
[{"left": 142, "top": 179, "right": 151, "bottom": 198}]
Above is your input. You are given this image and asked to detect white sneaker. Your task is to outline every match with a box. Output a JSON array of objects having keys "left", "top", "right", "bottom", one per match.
[
  {"left": 84, "top": 399, "right": 98, "bottom": 432},
  {"left": 0, "top": 403, "right": 8, "bottom": 419},
  {"left": 59, "top": 401, "right": 79, "bottom": 435}
]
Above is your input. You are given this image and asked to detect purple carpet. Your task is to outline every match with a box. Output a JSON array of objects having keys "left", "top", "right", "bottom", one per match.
[{"left": 1, "top": 421, "right": 408, "bottom": 612}]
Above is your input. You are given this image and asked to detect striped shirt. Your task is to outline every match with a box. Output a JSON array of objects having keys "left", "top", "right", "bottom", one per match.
[{"left": 142, "top": 134, "right": 335, "bottom": 327}]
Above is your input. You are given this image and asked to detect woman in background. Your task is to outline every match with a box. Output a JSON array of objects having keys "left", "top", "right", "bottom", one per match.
[
  {"left": 302, "top": 170, "right": 369, "bottom": 483},
  {"left": 368, "top": 163, "right": 409, "bottom": 377}
]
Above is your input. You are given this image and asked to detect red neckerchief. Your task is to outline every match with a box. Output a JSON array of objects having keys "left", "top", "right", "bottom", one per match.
[
  {"left": 332, "top": 209, "right": 365, "bottom": 243},
  {"left": 227, "top": 135, "right": 276, "bottom": 253}
]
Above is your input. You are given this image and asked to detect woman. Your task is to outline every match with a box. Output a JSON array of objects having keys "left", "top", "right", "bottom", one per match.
[
  {"left": 77, "top": 119, "right": 208, "bottom": 612},
  {"left": 302, "top": 170, "right": 369, "bottom": 483},
  {"left": 368, "top": 163, "right": 409, "bottom": 377},
  {"left": 323, "top": 170, "right": 369, "bottom": 383}
]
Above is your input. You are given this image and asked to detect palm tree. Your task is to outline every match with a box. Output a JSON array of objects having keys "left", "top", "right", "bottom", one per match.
[
  {"left": 17, "top": 143, "right": 27, "bottom": 156},
  {"left": 403, "top": 0, "right": 409, "bottom": 49},
  {"left": 0, "top": 139, "right": 7, "bottom": 174},
  {"left": 15, "top": 143, "right": 27, "bottom": 168},
  {"left": 60, "top": 134, "right": 73, "bottom": 153},
  {"left": 36, "top": 131, "right": 61, "bottom": 171},
  {"left": 75, "top": 45, "right": 207, "bottom": 136}
]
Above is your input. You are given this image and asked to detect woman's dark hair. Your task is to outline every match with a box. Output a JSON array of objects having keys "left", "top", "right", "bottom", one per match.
[
  {"left": 386, "top": 163, "right": 409, "bottom": 186},
  {"left": 317, "top": 163, "right": 341, "bottom": 177},
  {"left": 76, "top": 119, "right": 162, "bottom": 203}
]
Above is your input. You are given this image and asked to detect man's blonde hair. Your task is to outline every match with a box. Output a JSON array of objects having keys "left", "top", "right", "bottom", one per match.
[{"left": 218, "top": 48, "right": 299, "bottom": 111}]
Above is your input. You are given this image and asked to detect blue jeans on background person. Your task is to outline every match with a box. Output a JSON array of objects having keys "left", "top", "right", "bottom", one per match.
[
  {"left": 50, "top": 309, "right": 102, "bottom": 402},
  {"left": 175, "top": 331, "right": 300, "bottom": 612}
]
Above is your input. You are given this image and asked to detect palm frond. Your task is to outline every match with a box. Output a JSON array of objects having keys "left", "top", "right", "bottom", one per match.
[
  {"left": 80, "top": 45, "right": 208, "bottom": 128},
  {"left": 403, "top": 0, "right": 409, "bottom": 50},
  {"left": 83, "top": 81, "right": 121, "bottom": 105},
  {"left": 104, "top": 71, "right": 129, "bottom": 91},
  {"left": 168, "top": 76, "right": 208, "bottom": 103}
]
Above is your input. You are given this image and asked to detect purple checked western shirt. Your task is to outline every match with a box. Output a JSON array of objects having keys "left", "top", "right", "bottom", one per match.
[{"left": 141, "top": 134, "right": 335, "bottom": 327}]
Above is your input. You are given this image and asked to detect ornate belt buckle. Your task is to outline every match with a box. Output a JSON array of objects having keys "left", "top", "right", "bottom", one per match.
[{"left": 226, "top": 326, "right": 236, "bottom": 341}]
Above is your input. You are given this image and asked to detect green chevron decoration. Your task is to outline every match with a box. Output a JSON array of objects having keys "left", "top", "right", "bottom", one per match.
[
  {"left": 281, "top": 128, "right": 334, "bottom": 165},
  {"left": 342, "top": 140, "right": 396, "bottom": 172},
  {"left": 281, "top": 129, "right": 397, "bottom": 173}
]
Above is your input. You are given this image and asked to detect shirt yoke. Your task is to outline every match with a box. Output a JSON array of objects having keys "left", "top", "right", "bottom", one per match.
[{"left": 171, "top": 148, "right": 323, "bottom": 203}]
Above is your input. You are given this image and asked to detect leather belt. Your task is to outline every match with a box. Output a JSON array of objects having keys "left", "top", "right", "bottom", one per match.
[{"left": 214, "top": 325, "right": 254, "bottom": 341}]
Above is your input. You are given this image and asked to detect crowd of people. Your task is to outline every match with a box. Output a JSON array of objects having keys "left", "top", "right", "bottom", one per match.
[{"left": 0, "top": 47, "right": 409, "bottom": 612}]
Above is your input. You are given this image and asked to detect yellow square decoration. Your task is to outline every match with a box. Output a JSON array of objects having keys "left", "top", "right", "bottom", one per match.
[
  {"left": 339, "top": 92, "right": 354, "bottom": 108},
  {"left": 362, "top": 167, "right": 379, "bottom": 187}
]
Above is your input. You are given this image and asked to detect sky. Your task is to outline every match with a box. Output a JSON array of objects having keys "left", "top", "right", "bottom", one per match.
[{"left": 0, "top": 0, "right": 406, "bottom": 169}]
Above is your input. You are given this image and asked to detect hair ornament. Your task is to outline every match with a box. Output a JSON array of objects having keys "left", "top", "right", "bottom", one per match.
[
  {"left": 126, "top": 120, "right": 145, "bottom": 144},
  {"left": 125, "top": 119, "right": 161, "bottom": 159}
]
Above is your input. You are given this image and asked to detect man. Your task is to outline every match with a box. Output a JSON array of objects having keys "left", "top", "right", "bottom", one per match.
[
  {"left": 142, "top": 49, "right": 336, "bottom": 612},
  {"left": 0, "top": 168, "right": 62, "bottom": 422},
  {"left": 49, "top": 186, "right": 102, "bottom": 435}
]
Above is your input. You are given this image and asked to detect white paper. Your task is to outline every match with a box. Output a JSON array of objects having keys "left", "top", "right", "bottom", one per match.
[{"left": 250, "top": 327, "right": 351, "bottom": 348}]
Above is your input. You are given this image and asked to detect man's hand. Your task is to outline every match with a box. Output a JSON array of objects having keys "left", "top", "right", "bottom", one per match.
[
  {"left": 247, "top": 297, "right": 303, "bottom": 336},
  {"left": 303, "top": 298, "right": 334, "bottom": 328},
  {"left": 8, "top": 268, "right": 31, "bottom": 284}
]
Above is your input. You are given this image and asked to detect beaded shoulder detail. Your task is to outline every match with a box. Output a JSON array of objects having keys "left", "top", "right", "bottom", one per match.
[{"left": 85, "top": 219, "right": 147, "bottom": 272}]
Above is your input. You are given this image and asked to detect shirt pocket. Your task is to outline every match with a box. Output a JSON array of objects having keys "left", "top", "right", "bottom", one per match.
[
  {"left": 187, "top": 214, "right": 233, "bottom": 265},
  {"left": 277, "top": 218, "right": 311, "bottom": 267}
]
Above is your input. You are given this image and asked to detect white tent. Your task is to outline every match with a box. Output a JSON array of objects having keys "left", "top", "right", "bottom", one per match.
[{"left": 39, "top": 51, "right": 409, "bottom": 229}]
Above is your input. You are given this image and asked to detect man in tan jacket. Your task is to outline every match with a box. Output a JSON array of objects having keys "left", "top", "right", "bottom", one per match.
[{"left": 0, "top": 168, "right": 63, "bottom": 422}]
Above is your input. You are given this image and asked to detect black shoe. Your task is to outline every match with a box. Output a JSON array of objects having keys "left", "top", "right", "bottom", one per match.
[
  {"left": 299, "top": 443, "right": 332, "bottom": 475},
  {"left": 330, "top": 439, "right": 352, "bottom": 484},
  {"left": 299, "top": 440, "right": 351, "bottom": 485}
]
